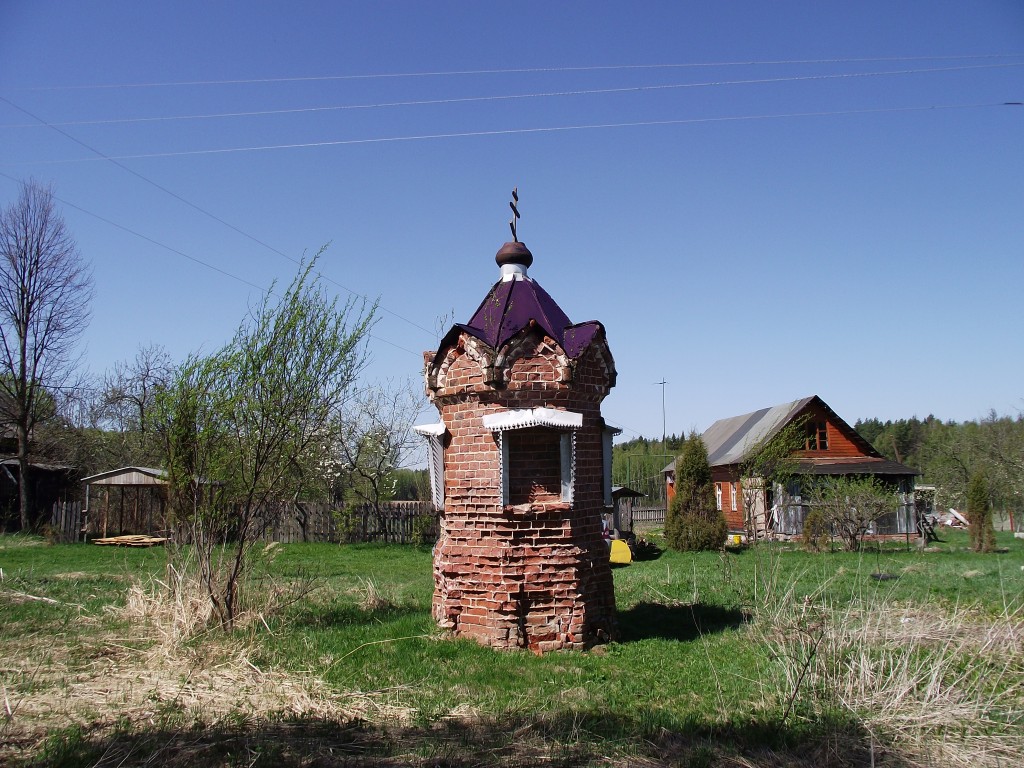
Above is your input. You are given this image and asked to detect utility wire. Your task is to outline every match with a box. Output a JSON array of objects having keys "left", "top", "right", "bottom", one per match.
[
  {"left": 4, "top": 62, "right": 1017, "bottom": 129},
  {"left": 603, "top": 418, "right": 645, "bottom": 440},
  {"left": 0, "top": 169, "right": 425, "bottom": 359},
  {"left": 17, "top": 102, "right": 1007, "bottom": 163},
  {"left": 13, "top": 54, "right": 1023, "bottom": 90},
  {"left": 0, "top": 95, "right": 437, "bottom": 339}
]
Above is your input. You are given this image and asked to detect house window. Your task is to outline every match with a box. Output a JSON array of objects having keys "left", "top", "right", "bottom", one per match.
[
  {"left": 483, "top": 407, "right": 582, "bottom": 507},
  {"left": 806, "top": 421, "right": 829, "bottom": 451},
  {"left": 715, "top": 483, "right": 723, "bottom": 511}
]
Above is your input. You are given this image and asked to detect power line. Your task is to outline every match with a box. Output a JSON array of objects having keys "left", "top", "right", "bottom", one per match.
[
  {"left": 0, "top": 95, "right": 437, "bottom": 339},
  {"left": 0, "top": 169, "right": 268, "bottom": 293},
  {"left": 15, "top": 101, "right": 1007, "bottom": 163},
  {"left": 602, "top": 418, "right": 645, "bottom": 440},
  {"left": 3, "top": 62, "right": 1019, "bottom": 129},
  {"left": 14, "top": 54, "right": 1023, "bottom": 91},
  {"left": 0, "top": 169, "right": 424, "bottom": 360}
]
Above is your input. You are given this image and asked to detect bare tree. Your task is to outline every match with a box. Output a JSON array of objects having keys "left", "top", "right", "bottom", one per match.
[
  {"left": 0, "top": 181, "right": 92, "bottom": 530},
  {"left": 334, "top": 380, "right": 424, "bottom": 541},
  {"left": 100, "top": 343, "right": 174, "bottom": 465}
]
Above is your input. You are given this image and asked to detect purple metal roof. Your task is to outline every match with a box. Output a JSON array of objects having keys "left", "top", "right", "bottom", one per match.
[{"left": 455, "top": 275, "right": 603, "bottom": 359}]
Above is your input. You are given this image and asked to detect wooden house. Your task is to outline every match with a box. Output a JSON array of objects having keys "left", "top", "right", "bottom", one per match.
[{"left": 664, "top": 395, "right": 919, "bottom": 539}]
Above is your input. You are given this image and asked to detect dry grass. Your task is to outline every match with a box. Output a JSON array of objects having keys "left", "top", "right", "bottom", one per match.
[
  {"left": 758, "top": 584, "right": 1024, "bottom": 768},
  {"left": 835, "top": 606, "right": 1023, "bottom": 767},
  {"left": 120, "top": 564, "right": 216, "bottom": 647},
  {"left": 0, "top": 571, "right": 421, "bottom": 765},
  {"left": 351, "top": 577, "right": 398, "bottom": 612}
]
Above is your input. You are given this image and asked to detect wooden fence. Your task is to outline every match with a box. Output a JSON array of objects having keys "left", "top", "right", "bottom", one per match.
[
  {"left": 47, "top": 499, "right": 438, "bottom": 545},
  {"left": 49, "top": 501, "right": 83, "bottom": 543},
  {"left": 334, "top": 500, "right": 438, "bottom": 544},
  {"left": 258, "top": 500, "right": 438, "bottom": 544},
  {"left": 625, "top": 505, "right": 667, "bottom": 530}
]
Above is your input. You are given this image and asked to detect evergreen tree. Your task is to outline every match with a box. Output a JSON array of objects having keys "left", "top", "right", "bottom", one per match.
[
  {"left": 665, "top": 432, "right": 726, "bottom": 551},
  {"left": 967, "top": 470, "right": 996, "bottom": 553}
]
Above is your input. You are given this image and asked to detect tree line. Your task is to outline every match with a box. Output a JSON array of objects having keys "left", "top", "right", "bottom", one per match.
[{"left": 854, "top": 412, "right": 1022, "bottom": 521}]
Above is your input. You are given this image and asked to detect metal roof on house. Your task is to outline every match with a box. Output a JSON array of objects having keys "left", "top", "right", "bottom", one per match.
[{"left": 702, "top": 396, "right": 817, "bottom": 467}]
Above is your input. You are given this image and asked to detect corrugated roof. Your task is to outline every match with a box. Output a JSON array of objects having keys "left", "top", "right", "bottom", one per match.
[
  {"left": 702, "top": 396, "right": 816, "bottom": 466},
  {"left": 0, "top": 458, "right": 75, "bottom": 472}
]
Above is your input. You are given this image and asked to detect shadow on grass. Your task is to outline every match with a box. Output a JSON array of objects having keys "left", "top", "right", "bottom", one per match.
[
  {"left": 17, "top": 708, "right": 913, "bottom": 768},
  {"left": 288, "top": 603, "right": 425, "bottom": 629},
  {"left": 617, "top": 601, "right": 749, "bottom": 643}
]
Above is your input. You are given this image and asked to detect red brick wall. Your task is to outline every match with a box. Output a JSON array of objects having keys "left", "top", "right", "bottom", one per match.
[
  {"left": 507, "top": 428, "right": 562, "bottom": 505},
  {"left": 426, "top": 330, "right": 616, "bottom": 652}
]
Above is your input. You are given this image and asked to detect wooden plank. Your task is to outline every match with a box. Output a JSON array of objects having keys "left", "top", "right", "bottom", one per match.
[{"left": 93, "top": 534, "right": 168, "bottom": 547}]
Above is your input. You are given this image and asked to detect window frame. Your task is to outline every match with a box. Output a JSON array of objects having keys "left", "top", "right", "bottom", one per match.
[
  {"left": 483, "top": 407, "right": 583, "bottom": 508},
  {"left": 412, "top": 421, "right": 447, "bottom": 511}
]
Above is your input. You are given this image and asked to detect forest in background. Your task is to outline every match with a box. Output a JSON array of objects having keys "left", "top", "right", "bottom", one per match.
[
  {"left": 611, "top": 412, "right": 1024, "bottom": 522},
  {"left": 854, "top": 411, "right": 1022, "bottom": 519}
]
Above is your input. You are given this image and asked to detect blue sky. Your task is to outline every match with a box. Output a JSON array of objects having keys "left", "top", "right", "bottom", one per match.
[{"left": 1, "top": 1, "right": 1022, "bottom": 444}]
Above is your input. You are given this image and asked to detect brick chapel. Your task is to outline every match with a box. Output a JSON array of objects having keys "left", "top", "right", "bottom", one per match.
[{"left": 417, "top": 220, "right": 619, "bottom": 652}]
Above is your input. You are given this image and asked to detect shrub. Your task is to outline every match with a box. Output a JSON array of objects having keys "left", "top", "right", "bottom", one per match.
[
  {"left": 334, "top": 507, "right": 363, "bottom": 543},
  {"left": 967, "top": 471, "right": 996, "bottom": 553},
  {"left": 801, "top": 507, "right": 830, "bottom": 552},
  {"left": 806, "top": 476, "right": 898, "bottom": 552},
  {"left": 411, "top": 512, "right": 438, "bottom": 546},
  {"left": 669, "top": 509, "right": 728, "bottom": 551},
  {"left": 665, "top": 434, "right": 726, "bottom": 551}
]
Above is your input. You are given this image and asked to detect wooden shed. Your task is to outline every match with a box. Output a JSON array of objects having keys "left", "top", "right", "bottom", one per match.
[{"left": 82, "top": 466, "right": 168, "bottom": 538}]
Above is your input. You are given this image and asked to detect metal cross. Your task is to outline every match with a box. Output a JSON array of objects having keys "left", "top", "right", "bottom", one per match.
[{"left": 508, "top": 187, "right": 520, "bottom": 242}]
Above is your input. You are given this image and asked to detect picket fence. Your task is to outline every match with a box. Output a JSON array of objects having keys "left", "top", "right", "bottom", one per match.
[{"left": 48, "top": 499, "right": 438, "bottom": 545}]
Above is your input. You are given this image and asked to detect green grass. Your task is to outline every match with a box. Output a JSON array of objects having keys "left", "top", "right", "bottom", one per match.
[
  {"left": 254, "top": 532, "right": 1024, "bottom": 728},
  {"left": 2, "top": 529, "right": 1022, "bottom": 766}
]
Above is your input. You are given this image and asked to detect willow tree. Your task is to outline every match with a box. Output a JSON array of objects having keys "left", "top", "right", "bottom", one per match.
[
  {"left": 157, "top": 252, "right": 376, "bottom": 628},
  {"left": 0, "top": 181, "right": 92, "bottom": 530}
]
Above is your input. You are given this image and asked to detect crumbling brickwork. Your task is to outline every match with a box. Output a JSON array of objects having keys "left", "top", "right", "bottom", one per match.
[{"left": 424, "top": 283, "right": 618, "bottom": 652}]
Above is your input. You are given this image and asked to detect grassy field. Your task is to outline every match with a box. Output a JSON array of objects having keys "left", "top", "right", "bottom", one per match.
[{"left": 1, "top": 530, "right": 1022, "bottom": 767}]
